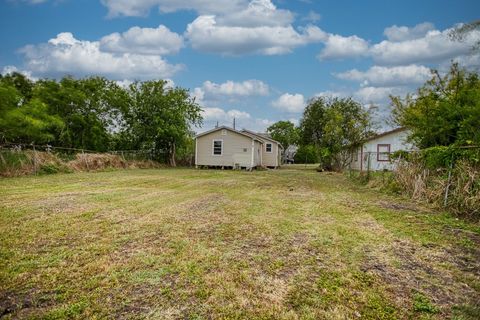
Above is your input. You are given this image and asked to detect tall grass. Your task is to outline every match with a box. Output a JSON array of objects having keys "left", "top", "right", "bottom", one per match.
[
  {"left": 392, "top": 159, "right": 480, "bottom": 219},
  {"left": 0, "top": 149, "right": 162, "bottom": 177}
]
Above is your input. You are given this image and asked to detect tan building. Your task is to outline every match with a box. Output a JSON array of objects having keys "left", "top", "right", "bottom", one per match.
[
  {"left": 241, "top": 129, "right": 283, "bottom": 168},
  {"left": 195, "top": 126, "right": 283, "bottom": 169}
]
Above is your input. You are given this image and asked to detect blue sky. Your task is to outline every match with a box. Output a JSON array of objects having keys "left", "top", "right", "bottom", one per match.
[{"left": 1, "top": 0, "right": 479, "bottom": 132}]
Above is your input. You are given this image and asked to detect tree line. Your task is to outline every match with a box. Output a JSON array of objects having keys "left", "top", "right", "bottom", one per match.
[
  {"left": 0, "top": 73, "right": 202, "bottom": 165},
  {"left": 267, "top": 63, "right": 480, "bottom": 170},
  {"left": 2, "top": 62, "right": 478, "bottom": 169}
]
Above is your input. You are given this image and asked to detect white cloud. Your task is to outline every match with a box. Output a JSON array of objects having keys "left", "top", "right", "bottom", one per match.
[
  {"left": 315, "top": 23, "right": 480, "bottom": 65},
  {"left": 314, "top": 90, "right": 348, "bottom": 99},
  {"left": 101, "top": 0, "right": 246, "bottom": 17},
  {"left": 252, "top": 118, "right": 275, "bottom": 131},
  {"left": 353, "top": 86, "right": 408, "bottom": 104},
  {"left": 271, "top": 93, "right": 305, "bottom": 113},
  {"left": 200, "top": 79, "right": 269, "bottom": 98},
  {"left": 201, "top": 107, "right": 251, "bottom": 121},
  {"left": 102, "top": 0, "right": 327, "bottom": 57},
  {"left": 185, "top": 15, "right": 326, "bottom": 55},
  {"left": 19, "top": 32, "right": 183, "bottom": 80},
  {"left": 216, "top": 0, "right": 294, "bottom": 27},
  {"left": 100, "top": 25, "right": 183, "bottom": 55},
  {"left": 318, "top": 34, "right": 369, "bottom": 60},
  {"left": 383, "top": 22, "right": 435, "bottom": 42},
  {"left": 302, "top": 10, "right": 321, "bottom": 23},
  {"left": 185, "top": 16, "right": 326, "bottom": 56},
  {"left": 335, "top": 64, "right": 432, "bottom": 87},
  {"left": 371, "top": 26, "right": 480, "bottom": 65},
  {"left": 1, "top": 65, "right": 38, "bottom": 81}
]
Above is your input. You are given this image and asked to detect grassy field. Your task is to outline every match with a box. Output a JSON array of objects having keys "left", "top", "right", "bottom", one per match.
[{"left": 1, "top": 167, "right": 479, "bottom": 319}]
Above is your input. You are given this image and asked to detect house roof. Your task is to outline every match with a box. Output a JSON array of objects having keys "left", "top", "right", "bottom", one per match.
[
  {"left": 364, "top": 127, "right": 407, "bottom": 142},
  {"left": 195, "top": 126, "right": 263, "bottom": 142},
  {"left": 240, "top": 129, "right": 284, "bottom": 149}
]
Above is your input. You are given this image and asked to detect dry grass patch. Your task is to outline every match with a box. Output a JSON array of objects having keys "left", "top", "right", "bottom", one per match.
[{"left": 1, "top": 168, "right": 479, "bottom": 319}]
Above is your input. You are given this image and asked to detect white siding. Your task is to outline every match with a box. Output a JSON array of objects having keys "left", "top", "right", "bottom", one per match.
[
  {"left": 253, "top": 140, "right": 262, "bottom": 166},
  {"left": 262, "top": 141, "right": 280, "bottom": 167},
  {"left": 351, "top": 129, "right": 414, "bottom": 171},
  {"left": 196, "top": 129, "right": 256, "bottom": 168}
]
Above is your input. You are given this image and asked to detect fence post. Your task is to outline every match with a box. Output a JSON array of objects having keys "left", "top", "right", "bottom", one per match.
[{"left": 366, "top": 152, "right": 371, "bottom": 180}]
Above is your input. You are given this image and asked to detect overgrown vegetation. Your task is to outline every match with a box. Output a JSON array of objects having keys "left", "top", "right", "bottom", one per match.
[
  {"left": 0, "top": 73, "right": 202, "bottom": 165},
  {"left": 383, "top": 63, "right": 480, "bottom": 220},
  {"left": 391, "top": 63, "right": 480, "bottom": 148},
  {"left": 0, "top": 149, "right": 161, "bottom": 177},
  {"left": 391, "top": 156, "right": 480, "bottom": 220},
  {"left": 351, "top": 147, "right": 480, "bottom": 220},
  {"left": 299, "top": 97, "right": 372, "bottom": 170},
  {"left": 1, "top": 168, "right": 478, "bottom": 318}
]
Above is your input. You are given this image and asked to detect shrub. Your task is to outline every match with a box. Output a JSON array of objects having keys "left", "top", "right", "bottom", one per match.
[{"left": 294, "top": 145, "right": 319, "bottom": 164}]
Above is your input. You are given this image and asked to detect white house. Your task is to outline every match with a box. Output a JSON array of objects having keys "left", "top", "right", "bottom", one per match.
[
  {"left": 350, "top": 127, "right": 415, "bottom": 171},
  {"left": 195, "top": 126, "right": 283, "bottom": 169}
]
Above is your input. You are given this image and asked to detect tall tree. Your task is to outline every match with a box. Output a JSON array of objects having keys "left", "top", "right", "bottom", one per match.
[
  {"left": 123, "top": 80, "right": 202, "bottom": 166},
  {"left": 299, "top": 96, "right": 371, "bottom": 170},
  {"left": 33, "top": 76, "right": 126, "bottom": 151},
  {"left": 0, "top": 80, "right": 63, "bottom": 144},
  {"left": 266, "top": 120, "right": 299, "bottom": 148},
  {"left": 391, "top": 63, "right": 480, "bottom": 148}
]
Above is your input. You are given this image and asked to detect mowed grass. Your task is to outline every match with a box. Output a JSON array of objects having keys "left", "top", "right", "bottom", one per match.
[{"left": 1, "top": 167, "right": 479, "bottom": 319}]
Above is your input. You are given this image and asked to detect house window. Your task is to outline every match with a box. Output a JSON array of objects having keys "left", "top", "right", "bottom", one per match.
[
  {"left": 213, "top": 140, "right": 223, "bottom": 155},
  {"left": 266, "top": 143, "right": 272, "bottom": 153},
  {"left": 221, "top": 129, "right": 227, "bottom": 135},
  {"left": 377, "top": 144, "right": 390, "bottom": 161}
]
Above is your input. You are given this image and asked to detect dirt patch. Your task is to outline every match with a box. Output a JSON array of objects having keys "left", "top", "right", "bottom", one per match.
[
  {"left": 182, "top": 194, "right": 225, "bottom": 214},
  {"left": 33, "top": 192, "right": 98, "bottom": 215},
  {"left": 0, "top": 289, "right": 57, "bottom": 319},
  {"left": 361, "top": 238, "right": 479, "bottom": 314},
  {"left": 378, "top": 200, "right": 423, "bottom": 212}
]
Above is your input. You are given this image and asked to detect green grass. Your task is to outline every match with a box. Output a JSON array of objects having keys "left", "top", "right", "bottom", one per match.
[{"left": 1, "top": 167, "right": 479, "bottom": 319}]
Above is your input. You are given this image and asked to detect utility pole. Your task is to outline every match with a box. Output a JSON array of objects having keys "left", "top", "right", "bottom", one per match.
[{"left": 233, "top": 118, "right": 236, "bottom": 130}]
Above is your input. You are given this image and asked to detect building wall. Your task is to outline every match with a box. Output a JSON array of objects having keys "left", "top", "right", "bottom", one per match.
[
  {"left": 253, "top": 140, "right": 262, "bottom": 166},
  {"left": 351, "top": 130, "right": 414, "bottom": 171},
  {"left": 262, "top": 141, "right": 279, "bottom": 167},
  {"left": 196, "top": 129, "right": 255, "bottom": 168}
]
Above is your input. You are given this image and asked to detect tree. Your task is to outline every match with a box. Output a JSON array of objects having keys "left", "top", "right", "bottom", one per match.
[
  {"left": 266, "top": 120, "right": 299, "bottom": 148},
  {"left": 123, "top": 80, "right": 202, "bottom": 166},
  {"left": 391, "top": 63, "right": 480, "bottom": 148},
  {"left": 294, "top": 145, "right": 319, "bottom": 164},
  {"left": 33, "top": 76, "right": 127, "bottom": 151},
  {"left": 0, "top": 81, "right": 63, "bottom": 144},
  {"left": 299, "top": 96, "right": 371, "bottom": 170}
]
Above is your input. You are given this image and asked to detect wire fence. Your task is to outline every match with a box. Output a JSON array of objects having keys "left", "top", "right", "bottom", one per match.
[
  {"left": 349, "top": 145, "right": 480, "bottom": 173},
  {"left": 0, "top": 142, "right": 165, "bottom": 176},
  {"left": 347, "top": 146, "right": 480, "bottom": 209}
]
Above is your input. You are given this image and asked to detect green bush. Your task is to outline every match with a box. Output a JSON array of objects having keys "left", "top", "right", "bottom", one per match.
[
  {"left": 420, "top": 146, "right": 454, "bottom": 169},
  {"left": 294, "top": 145, "right": 319, "bottom": 164},
  {"left": 420, "top": 146, "right": 480, "bottom": 169},
  {"left": 39, "top": 163, "right": 61, "bottom": 174}
]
